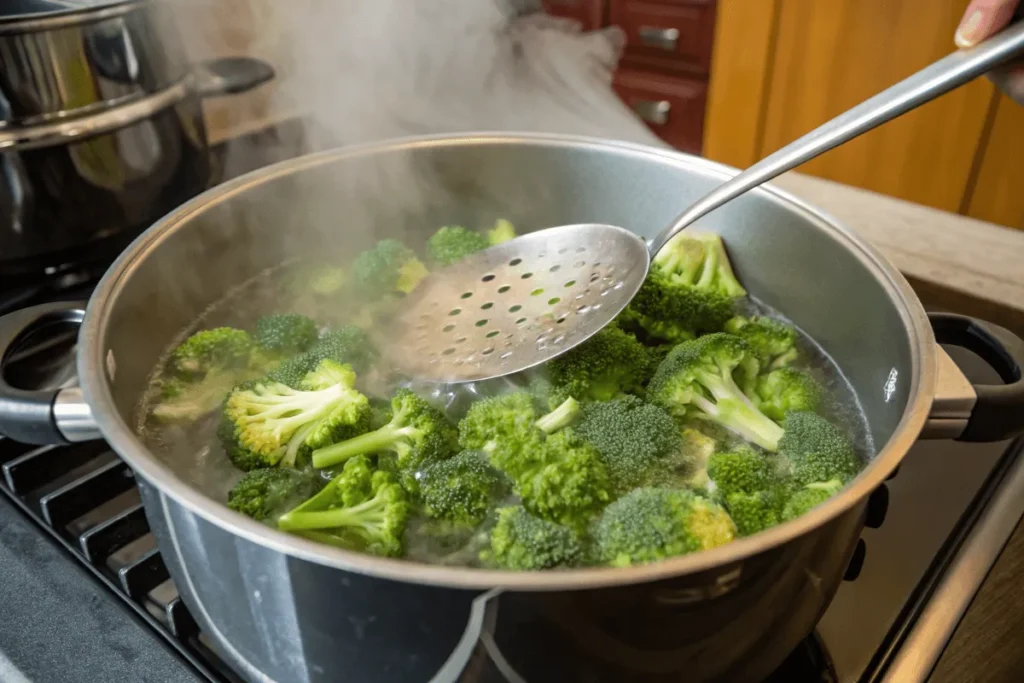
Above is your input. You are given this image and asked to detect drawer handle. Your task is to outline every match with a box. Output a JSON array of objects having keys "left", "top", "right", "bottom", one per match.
[
  {"left": 638, "top": 26, "right": 679, "bottom": 51},
  {"left": 631, "top": 99, "right": 671, "bottom": 126}
]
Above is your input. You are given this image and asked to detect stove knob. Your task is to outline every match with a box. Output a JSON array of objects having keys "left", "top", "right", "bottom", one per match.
[
  {"left": 843, "top": 539, "right": 866, "bottom": 582},
  {"left": 864, "top": 485, "right": 889, "bottom": 529}
]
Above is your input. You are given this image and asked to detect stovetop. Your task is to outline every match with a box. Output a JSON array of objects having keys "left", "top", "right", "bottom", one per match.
[{"left": 1, "top": 269, "right": 1023, "bottom": 683}]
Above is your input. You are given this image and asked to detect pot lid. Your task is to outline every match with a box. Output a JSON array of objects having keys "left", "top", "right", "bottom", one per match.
[{"left": 0, "top": 0, "right": 142, "bottom": 30}]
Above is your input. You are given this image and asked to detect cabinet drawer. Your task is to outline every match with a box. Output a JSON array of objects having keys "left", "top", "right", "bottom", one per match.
[
  {"left": 613, "top": 70, "right": 706, "bottom": 153},
  {"left": 609, "top": 0, "right": 715, "bottom": 76},
  {"left": 541, "top": 0, "right": 604, "bottom": 30}
]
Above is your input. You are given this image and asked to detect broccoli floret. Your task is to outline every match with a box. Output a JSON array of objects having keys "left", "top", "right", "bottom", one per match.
[
  {"left": 548, "top": 325, "right": 652, "bottom": 402},
  {"left": 420, "top": 451, "right": 508, "bottom": 526},
  {"left": 284, "top": 262, "right": 348, "bottom": 296},
  {"left": 227, "top": 467, "right": 326, "bottom": 521},
  {"left": 427, "top": 226, "right": 490, "bottom": 266},
  {"left": 753, "top": 368, "right": 821, "bottom": 421},
  {"left": 480, "top": 506, "right": 582, "bottom": 571},
  {"left": 487, "top": 219, "right": 516, "bottom": 245},
  {"left": 647, "top": 333, "right": 784, "bottom": 452},
  {"left": 781, "top": 479, "right": 844, "bottom": 521},
  {"left": 593, "top": 487, "right": 736, "bottom": 567},
  {"left": 458, "top": 394, "right": 612, "bottom": 529},
  {"left": 254, "top": 314, "right": 320, "bottom": 356},
  {"left": 515, "top": 429, "right": 612, "bottom": 530},
  {"left": 706, "top": 447, "right": 782, "bottom": 498},
  {"left": 625, "top": 232, "right": 745, "bottom": 342},
  {"left": 278, "top": 459, "right": 410, "bottom": 557},
  {"left": 574, "top": 395, "right": 682, "bottom": 493},
  {"left": 457, "top": 392, "right": 546, "bottom": 473},
  {"left": 351, "top": 239, "right": 428, "bottom": 299},
  {"left": 310, "top": 389, "right": 458, "bottom": 490},
  {"left": 725, "top": 491, "right": 781, "bottom": 537},
  {"left": 778, "top": 412, "right": 861, "bottom": 486},
  {"left": 167, "top": 327, "right": 255, "bottom": 378},
  {"left": 679, "top": 426, "right": 719, "bottom": 489},
  {"left": 151, "top": 366, "right": 261, "bottom": 423},
  {"left": 221, "top": 359, "right": 371, "bottom": 470},
  {"left": 268, "top": 325, "right": 376, "bottom": 387},
  {"left": 725, "top": 315, "right": 800, "bottom": 370},
  {"left": 153, "top": 327, "right": 269, "bottom": 423},
  {"left": 617, "top": 305, "right": 697, "bottom": 345}
]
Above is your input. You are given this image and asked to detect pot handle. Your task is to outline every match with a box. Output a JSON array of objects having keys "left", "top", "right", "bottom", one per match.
[
  {"left": 193, "top": 57, "right": 275, "bottom": 98},
  {"left": 0, "top": 302, "right": 101, "bottom": 445},
  {"left": 926, "top": 313, "right": 1024, "bottom": 442}
]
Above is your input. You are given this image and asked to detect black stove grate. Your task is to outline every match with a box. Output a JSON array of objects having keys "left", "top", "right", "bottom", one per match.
[{"left": 0, "top": 434, "right": 238, "bottom": 683}]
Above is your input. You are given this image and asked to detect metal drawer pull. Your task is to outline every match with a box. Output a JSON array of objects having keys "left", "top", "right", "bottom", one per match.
[
  {"left": 631, "top": 99, "right": 671, "bottom": 126},
  {"left": 638, "top": 26, "right": 679, "bottom": 51}
]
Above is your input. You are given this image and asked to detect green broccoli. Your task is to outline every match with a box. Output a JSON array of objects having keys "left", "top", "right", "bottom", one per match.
[
  {"left": 152, "top": 327, "right": 268, "bottom": 423},
  {"left": 781, "top": 479, "right": 844, "bottom": 521},
  {"left": 427, "top": 226, "right": 490, "bottom": 266},
  {"left": 480, "top": 506, "right": 582, "bottom": 571},
  {"left": 278, "top": 458, "right": 410, "bottom": 557},
  {"left": 284, "top": 262, "right": 348, "bottom": 297},
  {"left": 458, "top": 394, "right": 613, "bottom": 529},
  {"left": 514, "top": 429, "right": 613, "bottom": 530},
  {"left": 534, "top": 396, "right": 581, "bottom": 433},
  {"left": 678, "top": 425, "right": 719, "bottom": 489},
  {"left": 623, "top": 232, "right": 746, "bottom": 342},
  {"left": 725, "top": 491, "right": 781, "bottom": 537},
  {"left": 351, "top": 239, "right": 429, "bottom": 299},
  {"left": 310, "top": 389, "right": 458, "bottom": 490},
  {"left": 753, "top": 368, "right": 821, "bottom": 421},
  {"left": 778, "top": 411, "right": 861, "bottom": 486},
  {"left": 487, "top": 219, "right": 516, "bottom": 245},
  {"left": 547, "top": 324, "right": 652, "bottom": 402},
  {"left": 725, "top": 315, "right": 800, "bottom": 370},
  {"left": 268, "top": 325, "right": 376, "bottom": 387},
  {"left": 574, "top": 395, "right": 682, "bottom": 493},
  {"left": 593, "top": 487, "right": 736, "bottom": 567},
  {"left": 706, "top": 447, "right": 783, "bottom": 498},
  {"left": 166, "top": 327, "right": 256, "bottom": 378},
  {"left": 419, "top": 451, "right": 508, "bottom": 526},
  {"left": 254, "top": 313, "right": 320, "bottom": 356},
  {"left": 220, "top": 359, "right": 370, "bottom": 471},
  {"left": 227, "top": 467, "right": 326, "bottom": 521},
  {"left": 706, "top": 447, "right": 793, "bottom": 537},
  {"left": 647, "top": 333, "right": 784, "bottom": 452}
]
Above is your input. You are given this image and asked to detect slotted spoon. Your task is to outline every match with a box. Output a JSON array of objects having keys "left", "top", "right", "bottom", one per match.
[{"left": 381, "top": 19, "right": 1024, "bottom": 383}]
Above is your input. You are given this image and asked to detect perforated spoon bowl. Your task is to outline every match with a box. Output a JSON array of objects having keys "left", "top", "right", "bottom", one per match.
[{"left": 381, "top": 20, "right": 1024, "bottom": 383}]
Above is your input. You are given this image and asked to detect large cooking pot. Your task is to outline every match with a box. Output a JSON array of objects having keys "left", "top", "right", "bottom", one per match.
[
  {"left": 0, "top": 0, "right": 274, "bottom": 275},
  {"left": 1, "top": 134, "right": 1023, "bottom": 683}
]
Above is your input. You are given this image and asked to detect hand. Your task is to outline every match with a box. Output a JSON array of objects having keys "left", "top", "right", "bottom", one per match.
[{"left": 955, "top": 0, "right": 1024, "bottom": 104}]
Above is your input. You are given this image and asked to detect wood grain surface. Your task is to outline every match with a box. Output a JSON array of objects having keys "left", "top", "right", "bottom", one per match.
[
  {"left": 702, "top": 0, "right": 780, "bottom": 168},
  {"left": 760, "top": 0, "right": 994, "bottom": 214},
  {"left": 930, "top": 515, "right": 1024, "bottom": 682},
  {"left": 964, "top": 93, "right": 1024, "bottom": 231}
]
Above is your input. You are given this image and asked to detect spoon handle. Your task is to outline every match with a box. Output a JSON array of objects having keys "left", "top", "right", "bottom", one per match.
[{"left": 648, "top": 17, "right": 1024, "bottom": 255}]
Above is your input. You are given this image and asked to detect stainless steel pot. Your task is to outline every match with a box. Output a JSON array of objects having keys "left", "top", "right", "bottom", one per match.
[
  {"left": 0, "top": 0, "right": 274, "bottom": 275},
  {"left": 1, "top": 134, "right": 1023, "bottom": 683}
]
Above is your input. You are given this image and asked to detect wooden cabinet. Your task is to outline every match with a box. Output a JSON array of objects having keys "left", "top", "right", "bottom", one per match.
[
  {"left": 543, "top": 0, "right": 717, "bottom": 153},
  {"left": 612, "top": 69, "right": 707, "bottom": 153}
]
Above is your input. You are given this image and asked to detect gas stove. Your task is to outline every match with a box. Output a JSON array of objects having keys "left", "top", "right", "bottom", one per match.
[{"left": 0, "top": 261, "right": 1022, "bottom": 683}]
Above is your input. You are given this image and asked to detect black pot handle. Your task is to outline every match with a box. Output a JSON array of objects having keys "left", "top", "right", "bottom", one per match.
[
  {"left": 929, "top": 313, "right": 1024, "bottom": 442},
  {"left": 193, "top": 57, "right": 276, "bottom": 98},
  {"left": 0, "top": 302, "right": 98, "bottom": 445}
]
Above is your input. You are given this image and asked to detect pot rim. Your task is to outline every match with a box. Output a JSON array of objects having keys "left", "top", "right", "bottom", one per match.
[
  {"left": 78, "top": 132, "right": 937, "bottom": 591},
  {"left": 0, "top": 0, "right": 144, "bottom": 35}
]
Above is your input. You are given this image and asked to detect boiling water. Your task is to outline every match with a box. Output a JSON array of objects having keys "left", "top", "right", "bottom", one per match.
[{"left": 137, "top": 260, "right": 875, "bottom": 567}]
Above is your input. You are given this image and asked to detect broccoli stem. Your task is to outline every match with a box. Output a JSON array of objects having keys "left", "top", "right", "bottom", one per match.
[
  {"left": 535, "top": 397, "right": 580, "bottom": 434},
  {"left": 694, "top": 369, "right": 783, "bottom": 451},
  {"left": 278, "top": 495, "right": 387, "bottom": 532},
  {"left": 311, "top": 424, "right": 413, "bottom": 468}
]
